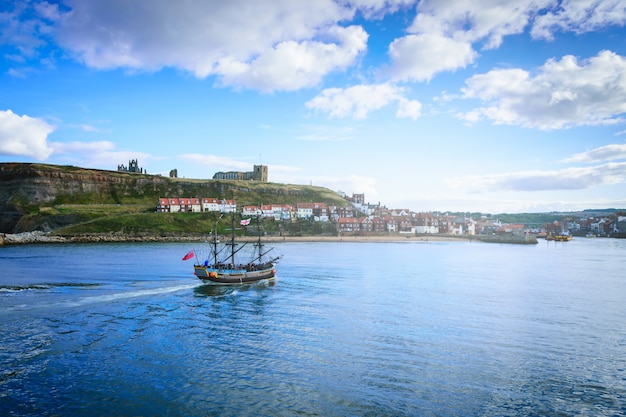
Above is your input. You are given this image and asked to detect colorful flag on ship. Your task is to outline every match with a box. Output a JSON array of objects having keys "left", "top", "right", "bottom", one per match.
[
  {"left": 240, "top": 218, "right": 251, "bottom": 226},
  {"left": 182, "top": 250, "right": 194, "bottom": 261}
]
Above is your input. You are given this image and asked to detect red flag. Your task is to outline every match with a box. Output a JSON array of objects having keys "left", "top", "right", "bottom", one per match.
[
  {"left": 240, "top": 218, "right": 251, "bottom": 226},
  {"left": 182, "top": 250, "right": 194, "bottom": 261}
]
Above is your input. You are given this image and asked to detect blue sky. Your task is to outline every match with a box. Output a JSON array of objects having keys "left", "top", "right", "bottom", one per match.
[{"left": 2, "top": 0, "right": 626, "bottom": 213}]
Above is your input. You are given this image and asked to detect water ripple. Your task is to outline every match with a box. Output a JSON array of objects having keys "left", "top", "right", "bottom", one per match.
[{"left": 1, "top": 240, "right": 625, "bottom": 416}]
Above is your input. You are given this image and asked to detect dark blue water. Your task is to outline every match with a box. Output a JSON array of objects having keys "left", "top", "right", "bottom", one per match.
[{"left": 1, "top": 239, "right": 625, "bottom": 416}]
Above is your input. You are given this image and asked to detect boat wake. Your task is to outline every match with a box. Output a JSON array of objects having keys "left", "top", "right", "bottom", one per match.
[
  {"left": 1, "top": 283, "right": 201, "bottom": 314},
  {"left": 63, "top": 283, "right": 200, "bottom": 307},
  {"left": 0, "top": 282, "right": 101, "bottom": 292}
]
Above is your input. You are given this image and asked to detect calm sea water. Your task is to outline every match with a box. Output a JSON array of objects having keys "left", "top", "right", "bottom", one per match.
[{"left": 1, "top": 238, "right": 625, "bottom": 416}]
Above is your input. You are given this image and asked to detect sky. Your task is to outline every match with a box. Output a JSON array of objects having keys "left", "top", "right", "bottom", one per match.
[{"left": 1, "top": 0, "right": 626, "bottom": 214}]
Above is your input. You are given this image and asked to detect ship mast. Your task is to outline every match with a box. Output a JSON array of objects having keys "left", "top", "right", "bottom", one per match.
[
  {"left": 211, "top": 214, "right": 224, "bottom": 267},
  {"left": 255, "top": 214, "right": 263, "bottom": 261},
  {"left": 252, "top": 213, "right": 274, "bottom": 264}
]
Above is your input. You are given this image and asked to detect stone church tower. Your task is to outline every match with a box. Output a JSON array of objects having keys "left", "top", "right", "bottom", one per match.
[{"left": 252, "top": 165, "right": 268, "bottom": 182}]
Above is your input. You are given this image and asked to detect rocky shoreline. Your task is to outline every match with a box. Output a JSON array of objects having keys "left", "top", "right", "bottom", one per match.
[
  {"left": 0, "top": 231, "right": 475, "bottom": 245},
  {"left": 1, "top": 231, "right": 67, "bottom": 245},
  {"left": 1, "top": 231, "right": 541, "bottom": 246},
  {"left": 0, "top": 231, "right": 208, "bottom": 245}
]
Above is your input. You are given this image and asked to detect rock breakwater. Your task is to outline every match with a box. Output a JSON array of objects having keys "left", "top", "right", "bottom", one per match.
[
  {"left": 0, "top": 231, "right": 207, "bottom": 245},
  {"left": 1, "top": 231, "right": 66, "bottom": 245}
]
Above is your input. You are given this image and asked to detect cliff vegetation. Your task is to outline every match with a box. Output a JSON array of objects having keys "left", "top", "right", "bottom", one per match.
[{"left": 0, "top": 163, "right": 347, "bottom": 234}]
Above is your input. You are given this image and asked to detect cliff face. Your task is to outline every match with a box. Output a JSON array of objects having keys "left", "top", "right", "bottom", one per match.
[
  {"left": 0, "top": 163, "right": 346, "bottom": 233},
  {"left": 0, "top": 163, "right": 171, "bottom": 232},
  {"left": 1, "top": 163, "right": 165, "bottom": 201}
]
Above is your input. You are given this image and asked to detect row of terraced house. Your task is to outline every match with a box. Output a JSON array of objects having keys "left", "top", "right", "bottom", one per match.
[
  {"left": 157, "top": 198, "right": 237, "bottom": 213},
  {"left": 157, "top": 198, "right": 334, "bottom": 221}
]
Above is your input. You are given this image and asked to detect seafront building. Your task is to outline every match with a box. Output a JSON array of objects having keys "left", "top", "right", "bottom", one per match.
[
  {"left": 157, "top": 198, "right": 236, "bottom": 213},
  {"left": 155, "top": 194, "right": 470, "bottom": 236},
  {"left": 155, "top": 193, "right": 626, "bottom": 238}
]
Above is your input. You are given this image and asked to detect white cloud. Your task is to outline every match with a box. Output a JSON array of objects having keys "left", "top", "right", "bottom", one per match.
[
  {"left": 410, "top": 0, "right": 550, "bottom": 48},
  {"left": 561, "top": 144, "right": 626, "bottom": 163},
  {"left": 0, "top": 1, "right": 55, "bottom": 58},
  {"left": 47, "top": 0, "right": 378, "bottom": 92},
  {"left": 447, "top": 162, "right": 626, "bottom": 192},
  {"left": 348, "top": 0, "right": 415, "bottom": 18},
  {"left": 64, "top": 123, "right": 105, "bottom": 133},
  {"left": 264, "top": 164, "right": 302, "bottom": 174},
  {"left": 458, "top": 50, "right": 626, "bottom": 129},
  {"left": 271, "top": 173, "right": 379, "bottom": 200},
  {"left": 532, "top": 0, "right": 626, "bottom": 40},
  {"left": 214, "top": 25, "right": 368, "bottom": 92},
  {"left": 82, "top": 152, "right": 153, "bottom": 173},
  {"left": 51, "top": 140, "right": 116, "bottom": 154},
  {"left": 7, "top": 68, "right": 29, "bottom": 78},
  {"left": 33, "top": 1, "right": 62, "bottom": 21},
  {"left": 296, "top": 134, "right": 352, "bottom": 141},
  {"left": 306, "top": 83, "right": 421, "bottom": 119},
  {"left": 78, "top": 124, "right": 101, "bottom": 132},
  {"left": 48, "top": 140, "right": 152, "bottom": 171},
  {"left": 387, "top": 0, "right": 626, "bottom": 83},
  {"left": 7, "top": 0, "right": 626, "bottom": 94},
  {"left": 0, "top": 110, "right": 55, "bottom": 160},
  {"left": 388, "top": 33, "right": 476, "bottom": 82},
  {"left": 174, "top": 156, "right": 301, "bottom": 181},
  {"left": 178, "top": 154, "right": 252, "bottom": 172},
  {"left": 386, "top": 0, "right": 553, "bottom": 81},
  {"left": 405, "top": 193, "right": 626, "bottom": 214},
  {"left": 396, "top": 98, "right": 422, "bottom": 120},
  {"left": 316, "top": 174, "right": 379, "bottom": 201}
]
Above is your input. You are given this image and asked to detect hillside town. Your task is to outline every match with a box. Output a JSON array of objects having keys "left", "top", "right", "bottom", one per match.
[
  {"left": 156, "top": 193, "right": 626, "bottom": 238},
  {"left": 115, "top": 159, "right": 622, "bottom": 239}
]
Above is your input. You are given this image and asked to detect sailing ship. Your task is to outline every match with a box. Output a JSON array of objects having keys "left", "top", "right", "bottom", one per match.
[{"left": 192, "top": 214, "right": 281, "bottom": 285}]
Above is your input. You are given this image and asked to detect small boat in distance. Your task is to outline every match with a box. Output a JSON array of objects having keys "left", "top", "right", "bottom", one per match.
[
  {"left": 546, "top": 232, "right": 573, "bottom": 241},
  {"left": 193, "top": 214, "right": 281, "bottom": 285}
]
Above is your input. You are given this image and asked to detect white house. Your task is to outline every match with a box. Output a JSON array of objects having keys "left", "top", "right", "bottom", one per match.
[
  {"left": 202, "top": 198, "right": 221, "bottom": 212},
  {"left": 296, "top": 203, "right": 313, "bottom": 219},
  {"left": 168, "top": 198, "right": 181, "bottom": 213}
]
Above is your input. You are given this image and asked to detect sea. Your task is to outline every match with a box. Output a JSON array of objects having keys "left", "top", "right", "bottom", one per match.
[{"left": 1, "top": 238, "right": 625, "bottom": 416}]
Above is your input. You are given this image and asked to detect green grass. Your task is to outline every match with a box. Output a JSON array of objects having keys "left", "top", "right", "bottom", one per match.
[
  {"left": 3, "top": 163, "right": 349, "bottom": 234},
  {"left": 45, "top": 208, "right": 339, "bottom": 237},
  {"left": 54, "top": 204, "right": 153, "bottom": 215},
  {"left": 51, "top": 211, "right": 225, "bottom": 235}
]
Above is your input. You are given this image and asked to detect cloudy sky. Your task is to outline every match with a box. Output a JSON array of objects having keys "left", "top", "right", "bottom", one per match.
[{"left": 2, "top": 0, "right": 626, "bottom": 213}]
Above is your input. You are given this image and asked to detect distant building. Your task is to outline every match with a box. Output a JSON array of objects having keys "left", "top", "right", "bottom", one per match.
[
  {"left": 118, "top": 159, "right": 145, "bottom": 174},
  {"left": 347, "top": 193, "right": 365, "bottom": 205},
  {"left": 157, "top": 197, "right": 236, "bottom": 213},
  {"left": 344, "top": 193, "right": 368, "bottom": 214},
  {"left": 213, "top": 165, "right": 268, "bottom": 182}
]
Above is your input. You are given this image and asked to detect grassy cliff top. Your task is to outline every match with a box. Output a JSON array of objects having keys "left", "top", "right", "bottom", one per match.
[
  {"left": 1, "top": 162, "right": 349, "bottom": 233},
  {"left": 1, "top": 162, "right": 348, "bottom": 207}
]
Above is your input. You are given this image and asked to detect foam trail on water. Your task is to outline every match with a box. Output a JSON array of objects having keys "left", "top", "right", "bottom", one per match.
[{"left": 62, "top": 283, "right": 200, "bottom": 307}]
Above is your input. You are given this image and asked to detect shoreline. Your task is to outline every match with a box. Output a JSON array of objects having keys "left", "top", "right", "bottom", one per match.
[
  {"left": 1, "top": 231, "right": 547, "bottom": 245},
  {"left": 1, "top": 231, "right": 474, "bottom": 246}
]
